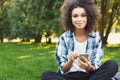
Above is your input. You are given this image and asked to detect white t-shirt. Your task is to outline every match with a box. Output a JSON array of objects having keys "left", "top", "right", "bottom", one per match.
[{"left": 68, "top": 36, "right": 87, "bottom": 73}]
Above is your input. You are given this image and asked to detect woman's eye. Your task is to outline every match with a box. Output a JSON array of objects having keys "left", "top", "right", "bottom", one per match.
[
  {"left": 72, "top": 15, "right": 78, "bottom": 18},
  {"left": 81, "top": 14, "right": 87, "bottom": 17}
]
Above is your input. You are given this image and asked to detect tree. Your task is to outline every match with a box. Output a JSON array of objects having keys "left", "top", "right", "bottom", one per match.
[
  {"left": 0, "top": 0, "right": 64, "bottom": 43},
  {"left": 0, "top": 0, "right": 10, "bottom": 42},
  {"left": 42, "top": 0, "right": 64, "bottom": 44},
  {"left": 7, "top": 0, "right": 45, "bottom": 42},
  {"left": 97, "top": 0, "right": 120, "bottom": 44}
]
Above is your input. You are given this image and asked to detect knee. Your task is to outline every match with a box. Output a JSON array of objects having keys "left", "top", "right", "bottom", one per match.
[
  {"left": 106, "top": 60, "right": 118, "bottom": 72},
  {"left": 41, "top": 71, "right": 50, "bottom": 80}
]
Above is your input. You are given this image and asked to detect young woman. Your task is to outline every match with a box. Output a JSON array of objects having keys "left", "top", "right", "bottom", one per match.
[{"left": 41, "top": 0, "right": 118, "bottom": 80}]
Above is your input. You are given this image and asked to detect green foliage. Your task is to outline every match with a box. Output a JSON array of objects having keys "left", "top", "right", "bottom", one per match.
[
  {"left": 41, "top": 0, "right": 64, "bottom": 43},
  {"left": 0, "top": 0, "right": 119, "bottom": 43},
  {"left": 0, "top": 0, "right": 64, "bottom": 43},
  {"left": 0, "top": 0, "right": 10, "bottom": 42}
]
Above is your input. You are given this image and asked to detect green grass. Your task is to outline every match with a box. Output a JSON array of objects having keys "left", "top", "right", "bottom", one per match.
[
  {"left": 103, "top": 44, "right": 120, "bottom": 68},
  {"left": 0, "top": 42, "right": 120, "bottom": 80}
]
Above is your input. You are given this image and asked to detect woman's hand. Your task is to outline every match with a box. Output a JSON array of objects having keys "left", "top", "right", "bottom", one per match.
[
  {"left": 77, "top": 56, "right": 95, "bottom": 72},
  {"left": 67, "top": 52, "right": 79, "bottom": 61},
  {"left": 62, "top": 52, "right": 79, "bottom": 72}
]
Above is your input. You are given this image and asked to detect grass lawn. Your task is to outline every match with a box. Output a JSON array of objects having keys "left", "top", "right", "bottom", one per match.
[{"left": 0, "top": 42, "right": 120, "bottom": 80}]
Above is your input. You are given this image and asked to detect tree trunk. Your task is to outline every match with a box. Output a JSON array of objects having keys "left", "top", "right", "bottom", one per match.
[
  {"left": 45, "top": 35, "right": 52, "bottom": 44},
  {"left": 45, "top": 31, "right": 52, "bottom": 44},
  {"left": 34, "top": 35, "right": 42, "bottom": 43},
  {"left": 99, "top": 0, "right": 107, "bottom": 45},
  {"left": 99, "top": 0, "right": 119, "bottom": 45},
  {"left": 47, "top": 37, "right": 51, "bottom": 44},
  {"left": 0, "top": 37, "right": 3, "bottom": 42}
]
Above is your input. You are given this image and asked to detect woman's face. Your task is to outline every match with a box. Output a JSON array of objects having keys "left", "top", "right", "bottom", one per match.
[{"left": 71, "top": 7, "right": 87, "bottom": 30}]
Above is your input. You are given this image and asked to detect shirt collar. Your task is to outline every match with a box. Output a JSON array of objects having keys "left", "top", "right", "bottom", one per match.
[
  {"left": 66, "top": 30, "right": 96, "bottom": 38},
  {"left": 88, "top": 31, "right": 96, "bottom": 38},
  {"left": 65, "top": 30, "right": 74, "bottom": 37}
]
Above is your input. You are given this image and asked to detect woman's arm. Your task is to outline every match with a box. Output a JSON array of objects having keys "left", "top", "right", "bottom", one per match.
[
  {"left": 55, "top": 34, "right": 74, "bottom": 73},
  {"left": 61, "top": 60, "right": 73, "bottom": 72},
  {"left": 62, "top": 52, "right": 78, "bottom": 72},
  {"left": 91, "top": 33, "right": 104, "bottom": 69}
]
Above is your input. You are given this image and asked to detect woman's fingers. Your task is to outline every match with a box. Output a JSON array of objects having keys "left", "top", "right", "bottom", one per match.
[
  {"left": 68, "top": 52, "right": 79, "bottom": 61},
  {"left": 77, "top": 58, "right": 89, "bottom": 69},
  {"left": 80, "top": 56, "right": 89, "bottom": 63},
  {"left": 78, "top": 59, "right": 86, "bottom": 67}
]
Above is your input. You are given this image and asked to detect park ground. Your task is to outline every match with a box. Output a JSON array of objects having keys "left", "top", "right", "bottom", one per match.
[
  {"left": 0, "top": 33, "right": 120, "bottom": 80},
  {"left": 0, "top": 42, "right": 120, "bottom": 80}
]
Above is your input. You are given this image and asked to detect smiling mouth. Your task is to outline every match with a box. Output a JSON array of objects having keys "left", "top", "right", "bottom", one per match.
[
  {"left": 77, "top": 23, "right": 83, "bottom": 25},
  {"left": 76, "top": 22, "right": 83, "bottom": 24}
]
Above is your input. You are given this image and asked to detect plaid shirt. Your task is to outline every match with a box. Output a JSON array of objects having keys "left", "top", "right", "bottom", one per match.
[{"left": 55, "top": 30, "right": 104, "bottom": 74}]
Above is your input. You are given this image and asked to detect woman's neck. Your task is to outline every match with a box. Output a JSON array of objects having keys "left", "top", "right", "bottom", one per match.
[
  {"left": 74, "top": 29, "right": 87, "bottom": 42},
  {"left": 74, "top": 29, "right": 86, "bottom": 36}
]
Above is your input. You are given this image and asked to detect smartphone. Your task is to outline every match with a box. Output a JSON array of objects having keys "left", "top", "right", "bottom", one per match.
[{"left": 79, "top": 53, "right": 88, "bottom": 58}]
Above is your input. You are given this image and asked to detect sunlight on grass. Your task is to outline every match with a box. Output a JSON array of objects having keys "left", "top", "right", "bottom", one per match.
[
  {"left": 20, "top": 42, "right": 33, "bottom": 44},
  {"left": 106, "top": 44, "right": 120, "bottom": 47},
  {"left": 17, "top": 55, "right": 32, "bottom": 59}
]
